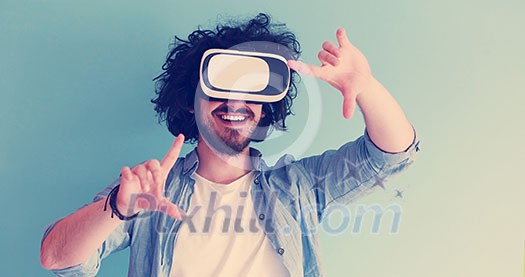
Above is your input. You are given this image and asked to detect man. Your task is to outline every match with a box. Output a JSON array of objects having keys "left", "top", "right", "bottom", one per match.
[{"left": 40, "top": 13, "right": 419, "bottom": 276}]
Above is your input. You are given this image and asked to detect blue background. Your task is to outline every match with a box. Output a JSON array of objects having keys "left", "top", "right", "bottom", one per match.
[{"left": 1, "top": 0, "right": 524, "bottom": 276}]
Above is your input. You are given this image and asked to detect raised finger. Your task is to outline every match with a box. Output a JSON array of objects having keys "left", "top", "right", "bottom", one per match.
[
  {"left": 336, "top": 28, "right": 352, "bottom": 48},
  {"left": 133, "top": 165, "right": 151, "bottom": 192},
  {"left": 287, "top": 60, "right": 323, "bottom": 78},
  {"left": 160, "top": 134, "right": 185, "bottom": 176},
  {"left": 117, "top": 166, "right": 142, "bottom": 213},
  {"left": 119, "top": 166, "right": 138, "bottom": 196},
  {"left": 322, "top": 41, "right": 341, "bottom": 58},
  {"left": 120, "top": 166, "right": 134, "bottom": 182},
  {"left": 147, "top": 171, "right": 154, "bottom": 191},
  {"left": 145, "top": 159, "right": 163, "bottom": 198},
  {"left": 318, "top": 50, "right": 339, "bottom": 67}
]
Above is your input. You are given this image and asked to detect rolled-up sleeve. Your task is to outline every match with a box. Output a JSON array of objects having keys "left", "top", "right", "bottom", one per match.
[
  {"left": 41, "top": 178, "right": 133, "bottom": 276},
  {"left": 298, "top": 128, "right": 420, "bottom": 220},
  {"left": 363, "top": 127, "right": 420, "bottom": 173}
]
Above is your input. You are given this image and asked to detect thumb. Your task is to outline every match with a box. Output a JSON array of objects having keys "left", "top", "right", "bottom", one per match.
[
  {"left": 158, "top": 198, "right": 185, "bottom": 220},
  {"left": 342, "top": 92, "right": 357, "bottom": 119}
]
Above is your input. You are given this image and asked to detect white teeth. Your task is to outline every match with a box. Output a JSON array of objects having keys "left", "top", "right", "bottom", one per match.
[{"left": 220, "top": 114, "right": 246, "bottom": 121}]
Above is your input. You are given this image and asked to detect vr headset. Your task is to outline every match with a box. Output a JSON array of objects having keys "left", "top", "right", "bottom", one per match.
[{"left": 199, "top": 48, "right": 291, "bottom": 103}]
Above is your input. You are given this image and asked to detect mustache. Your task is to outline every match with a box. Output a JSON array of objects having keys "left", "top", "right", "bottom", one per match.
[{"left": 213, "top": 104, "right": 254, "bottom": 117}]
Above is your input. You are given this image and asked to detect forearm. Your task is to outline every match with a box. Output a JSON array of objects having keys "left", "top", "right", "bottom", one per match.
[
  {"left": 355, "top": 76, "right": 415, "bottom": 153},
  {"left": 40, "top": 199, "right": 123, "bottom": 270}
]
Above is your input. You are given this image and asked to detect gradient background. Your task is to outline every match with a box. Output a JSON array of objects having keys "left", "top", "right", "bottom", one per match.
[{"left": 1, "top": 0, "right": 524, "bottom": 276}]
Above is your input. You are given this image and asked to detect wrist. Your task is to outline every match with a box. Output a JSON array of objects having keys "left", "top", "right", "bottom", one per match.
[
  {"left": 104, "top": 185, "right": 140, "bottom": 221},
  {"left": 341, "top": 74, "right": 374, "bottom": 96},
  {"left": 354, "top": 75, "right": 380, "bottom": 103}
]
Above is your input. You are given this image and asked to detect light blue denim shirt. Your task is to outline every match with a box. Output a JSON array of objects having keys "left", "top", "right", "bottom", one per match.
[{"left": 42, "top": 129, "right": 420, "bottom": 276}]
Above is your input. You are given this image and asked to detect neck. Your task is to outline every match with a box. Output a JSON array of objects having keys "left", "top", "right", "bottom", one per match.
[{"left": 195, "top": 139, "right": 253, "bottom": 184}]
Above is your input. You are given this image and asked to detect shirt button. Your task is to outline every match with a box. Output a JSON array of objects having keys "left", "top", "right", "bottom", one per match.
[
  {"left": 277, "top": 248, "right": 285, "bottom": 255},
  {"left": 259, "top": 213, "right": 265, "bottom": 220},
  {"left": 254, "top": 177, "right": 260, "bottom": 185}
]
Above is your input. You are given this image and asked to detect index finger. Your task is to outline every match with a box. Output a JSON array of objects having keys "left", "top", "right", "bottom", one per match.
[
  {"left": 288, "top": 60, "right": 323, "bottom": 78},
  {"left": 160, "top": 134, "right": 185, "bottom": 175},
  {"left": 336, "top": 28, "right": 351, "bottom": 48}
]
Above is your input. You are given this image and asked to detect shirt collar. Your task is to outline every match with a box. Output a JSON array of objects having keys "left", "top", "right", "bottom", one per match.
[{"left": 182, "top": 146, "right": 265, "bottom": 175}]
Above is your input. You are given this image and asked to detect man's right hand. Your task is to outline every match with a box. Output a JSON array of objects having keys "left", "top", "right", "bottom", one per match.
[{"left": 116, "top": 134, "right": 185, "bottom": 220}]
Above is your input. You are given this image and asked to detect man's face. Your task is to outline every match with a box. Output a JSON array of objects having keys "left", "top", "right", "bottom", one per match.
[{"left": 195, "top": 95, "right": 264, "bottom": 155}]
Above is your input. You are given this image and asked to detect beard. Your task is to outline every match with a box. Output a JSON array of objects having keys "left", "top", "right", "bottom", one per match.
[
  {"left": 197, "top": 110, "right": 259, "bottom": 156},
  {"left": 215, "top": 127, "right": 252, "bottom": 154}
]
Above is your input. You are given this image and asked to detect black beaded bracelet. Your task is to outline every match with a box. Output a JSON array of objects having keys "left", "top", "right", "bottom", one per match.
[{"left": 103, "top": 185, "right": 140, "bottom": 221}]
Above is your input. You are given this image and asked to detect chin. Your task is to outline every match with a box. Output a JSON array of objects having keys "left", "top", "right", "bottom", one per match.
[{"left": 201, "top": 127, "right": 252, "bottom": 156}]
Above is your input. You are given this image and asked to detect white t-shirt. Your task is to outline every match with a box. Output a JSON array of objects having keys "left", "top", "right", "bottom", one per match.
[{"left": 171, "top": 172, "right": 289, "bottom": 277}]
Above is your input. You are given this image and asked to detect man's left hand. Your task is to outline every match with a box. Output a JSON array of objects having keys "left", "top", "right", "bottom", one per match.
[{"left": 288, "top": 28, "right": 372, "bottom": 119}]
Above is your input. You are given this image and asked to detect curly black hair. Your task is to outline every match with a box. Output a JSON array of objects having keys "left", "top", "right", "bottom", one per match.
[{"left": 151, "top": 13, "right": 301, "bottom": 143}]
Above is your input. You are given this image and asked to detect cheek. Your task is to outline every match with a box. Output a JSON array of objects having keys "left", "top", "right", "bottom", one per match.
[
  {"left": 251, "top": 105, "right": 264, "bottom": 119},
  {"left": 196, "top": 99, "right": 219, "bottom": 116}
]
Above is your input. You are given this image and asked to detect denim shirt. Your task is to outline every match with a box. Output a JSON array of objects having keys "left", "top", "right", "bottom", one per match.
[{"left": 42, "top": 129, "right": 420, "bottom": 277}]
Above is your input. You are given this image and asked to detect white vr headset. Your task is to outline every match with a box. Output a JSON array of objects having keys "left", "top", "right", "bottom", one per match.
[{"left": 199, "top": 49, "right": 291, "bottom": 103}]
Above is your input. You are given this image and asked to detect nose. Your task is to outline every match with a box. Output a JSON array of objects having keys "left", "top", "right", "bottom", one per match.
[
  {"left": 225, "top": 99, "right": 247, "bottom": 106},
  {"left": 217, "top": 99, "right": 255, "bottom": 116},
  {"left": 223, "top": 99, "right": 249, "bottom": 111}
]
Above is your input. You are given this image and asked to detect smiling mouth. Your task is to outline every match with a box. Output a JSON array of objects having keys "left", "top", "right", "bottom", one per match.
[
  {"left": 219, "top": 114, "right": 246, "bottom": 122},
  {"left": 212, "top": 104, "right": 253, "bottom": 125},
  {"left": 214, "top": 112, "right": 250, "bottom": 126}
]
